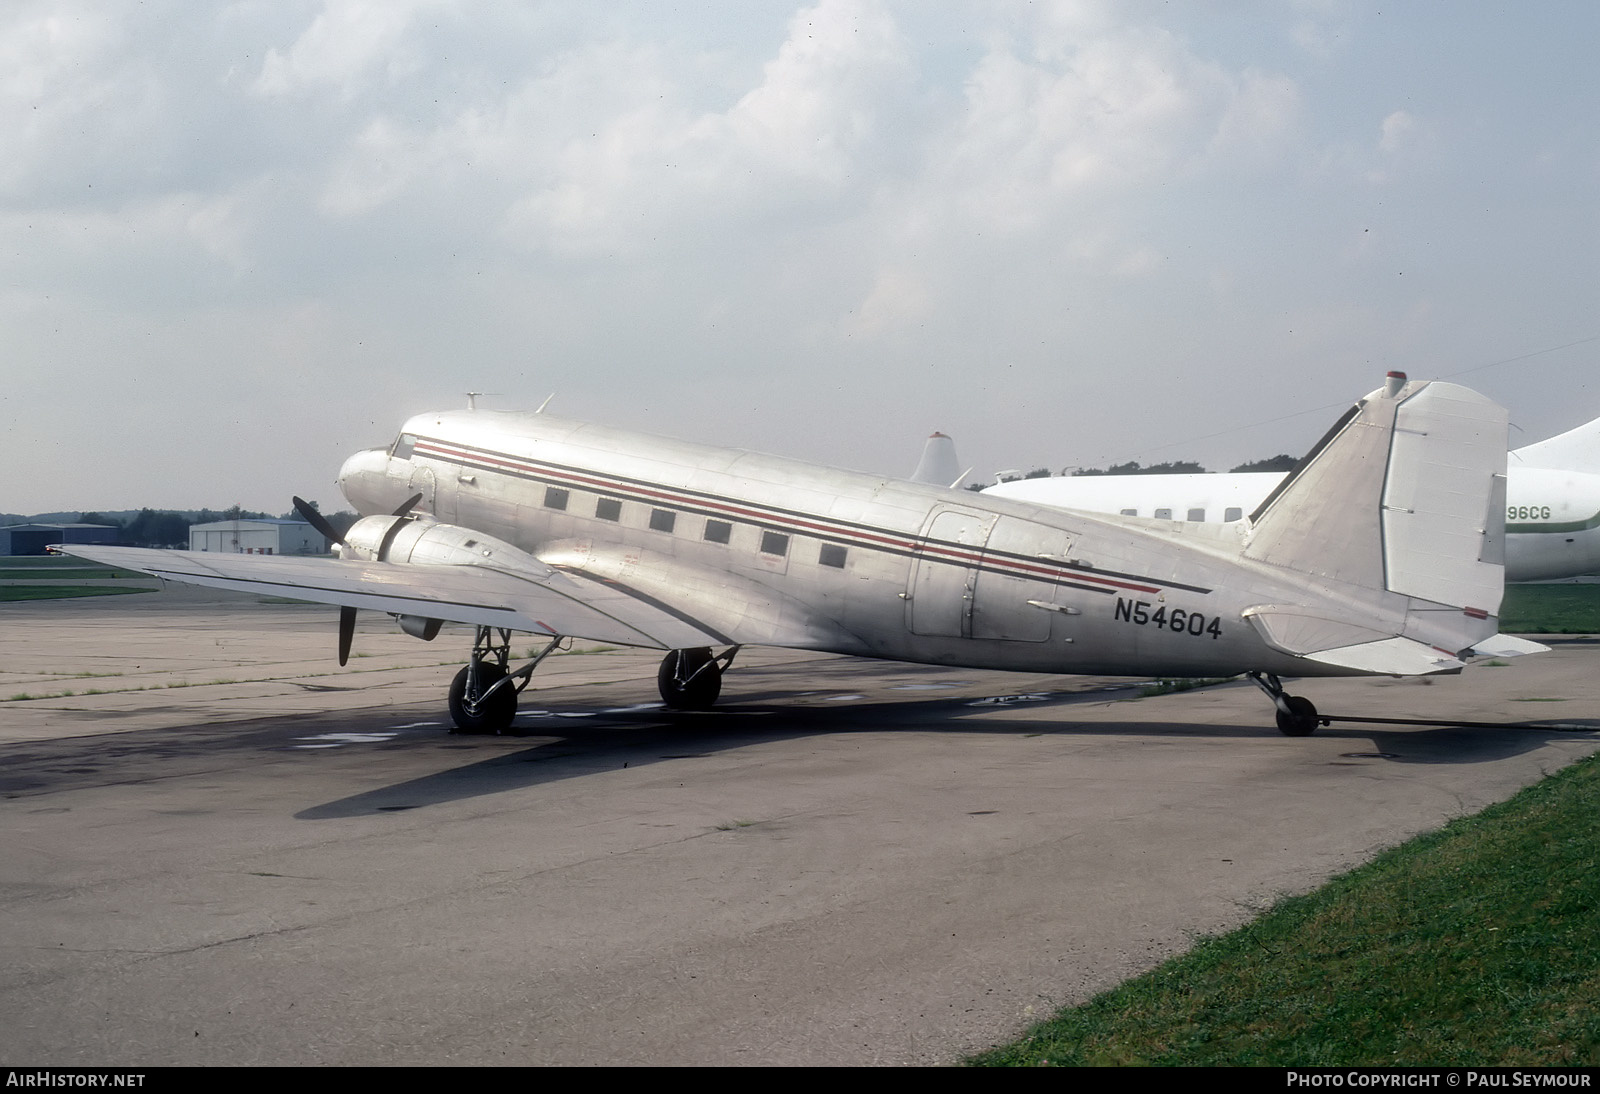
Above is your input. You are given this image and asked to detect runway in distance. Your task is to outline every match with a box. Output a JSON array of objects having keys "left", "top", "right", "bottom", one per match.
[
  {"left": 976, "top": 411, "right": 1600, "bottom": 583},
  {"left": 60, "top": 372, "right": 1539, "bottom": 737}
]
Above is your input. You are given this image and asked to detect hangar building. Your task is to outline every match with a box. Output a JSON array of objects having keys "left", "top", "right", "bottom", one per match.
[
  {"left": 188, "top": 518, "right": 326, "bottom": 555},
  {"left": 0, "top": 523, "right": 120, "bottom": 556}
]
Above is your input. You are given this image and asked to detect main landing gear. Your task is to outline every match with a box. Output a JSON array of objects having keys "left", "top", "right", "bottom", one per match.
[
  {"left": 1247, "top": 672, "right": 1323, "bottom": 736},
  {"left": 446, "top": 633, "right": 741, "bottom": 732},
  {"left": 657, "top": 646, "right": 739, "bottom": 710},
  {"left": 448, "top": 627, "right": 563, "bottom": 734}
]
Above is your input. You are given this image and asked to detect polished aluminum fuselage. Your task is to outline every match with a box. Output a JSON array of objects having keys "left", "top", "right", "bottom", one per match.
[{"left": 338, "top": 409, "right": 1415, "bottom": 678}]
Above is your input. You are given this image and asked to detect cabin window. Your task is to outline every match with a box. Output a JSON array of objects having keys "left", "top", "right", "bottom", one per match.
[
  {"left": 704, "top": 519, "right": 732, "bottom": 544},
  {"left": 544, "top": 487, "right": 569, "bottom": 511},
  {"left": 649, "top": 508, "right": 677, "bottom": 534},
  {"left": 819, "top": 543, "right": 847, "bottom": 568},
  {"left": 1154, "top": 508, "right": 1172, "bottom": 520},
  {"left": 1119, "top": 508, "right": 1138, "bottom": 517},
  {"left": 1187, "top": 508, "right": 1206, "bottom": 522},
  {"left": 595, "top": 498, "right": 622, "bottom": 522},
  {"left": 760, "top": 531, "right": 789, "bottom": 557},
  {"left": 1224, "top": 507, "right": 1243, "bottom": 522},
  {"left": 391, "top": 433, "right": 417, "bottom": 460}
]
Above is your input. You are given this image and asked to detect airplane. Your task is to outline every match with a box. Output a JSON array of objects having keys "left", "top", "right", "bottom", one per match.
[
  {"left": 975, "top": 411, "right": 1600, "bottom": 584},
  {"left": 57, "top": 371, "right": 1536, "bottom": 738}
]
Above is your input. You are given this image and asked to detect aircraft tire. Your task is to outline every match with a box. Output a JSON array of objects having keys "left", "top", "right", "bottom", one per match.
[
  {"left": 658, "top": 648, "right": 721, "bottom": 710},
  {"left": 449, "top": 662, "right": 517, "bottom": 734},
  {"left": 1275, "top": 695, "right": 1319, "bottom": 737}
]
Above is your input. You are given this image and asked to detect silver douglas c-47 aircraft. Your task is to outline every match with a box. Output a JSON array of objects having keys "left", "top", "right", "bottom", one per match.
[{"left": 59, "top": 372, "right": 1538, "bottom": 737}]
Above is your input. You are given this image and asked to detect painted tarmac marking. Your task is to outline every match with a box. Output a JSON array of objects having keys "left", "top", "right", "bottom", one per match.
[
  {"left": 968, "top": 694, "right": 1052, "bottom": 706},
  {"left": 292, "top": 731, "right": 401, "bottom": 749}
]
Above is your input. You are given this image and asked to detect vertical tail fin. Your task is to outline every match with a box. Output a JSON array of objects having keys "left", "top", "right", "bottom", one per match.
[{"left": 1241, "top": 374, "right": 1509, "bottom": 671}]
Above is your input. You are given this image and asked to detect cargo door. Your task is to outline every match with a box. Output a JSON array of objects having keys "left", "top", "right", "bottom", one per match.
[{"left": 906, "top": 509, "right": 994, "bottom": 637}]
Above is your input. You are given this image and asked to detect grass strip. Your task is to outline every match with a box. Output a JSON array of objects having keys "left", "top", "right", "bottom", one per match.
[
  {"left": 1501, "top": 583, "right": 1600, "bottom": 635},
  {"left": 969, "top": 751, "right": 1600, "bottom": 1066}
]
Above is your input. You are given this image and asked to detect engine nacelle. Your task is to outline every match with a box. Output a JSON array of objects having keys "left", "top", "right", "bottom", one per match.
[
  {"left": 339, "top": 516, "right": 554, "bottom": 643},
  {"left": 340, "top": 516, "right": 544, "bottom": 576},
  {"left": 397, "top": 615, "right": 443, "bottom": 641}
]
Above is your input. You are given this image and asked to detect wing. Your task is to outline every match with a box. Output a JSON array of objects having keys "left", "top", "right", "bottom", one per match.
[{"left": 56, "top": 545, "right": 728, "bottom": 650}]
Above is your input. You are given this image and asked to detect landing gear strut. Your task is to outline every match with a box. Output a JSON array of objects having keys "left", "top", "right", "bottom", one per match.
[
  {"left": 1248, "top": 672, "right": 1322, "bottom": 737},
  {"left": 658, "top": 646, "right": 739, "bottom": 710},
  {"left": 448, "top": 627, "right": 563, "bottom": 734}
]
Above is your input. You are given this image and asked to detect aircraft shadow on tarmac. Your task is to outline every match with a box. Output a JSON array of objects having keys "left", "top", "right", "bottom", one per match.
[{"left": 293, "top": 683, "right": 1598, "bottom": 819}]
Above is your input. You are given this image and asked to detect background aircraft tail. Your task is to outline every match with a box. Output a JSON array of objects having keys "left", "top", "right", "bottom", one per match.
[
  {"left": 908, "top": 431, "right": 962, "bottom": 487},
  {"left": 1241, "top": 373, "right": 1511, "bottom": 674},
  {"left": 1509, "top": 411, "right": 1600, "bottom": 470}
]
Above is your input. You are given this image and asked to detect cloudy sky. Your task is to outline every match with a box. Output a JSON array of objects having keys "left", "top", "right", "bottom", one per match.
[{"left": 5, "top": 0, "right": 1597, "bottom": 515}]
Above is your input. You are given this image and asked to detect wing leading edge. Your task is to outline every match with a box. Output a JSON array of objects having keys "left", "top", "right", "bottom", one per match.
[{"left": 55, "top": 545, "right": 727, "bottom": 651}]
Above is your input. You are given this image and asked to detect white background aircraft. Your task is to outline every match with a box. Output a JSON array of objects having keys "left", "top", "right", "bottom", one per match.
[
  {"left": 62, "top": 374, "right": 1528, "bottom": 737},
  {"left": 980, "top": 404, "right": 1600, "bottom": 583}
]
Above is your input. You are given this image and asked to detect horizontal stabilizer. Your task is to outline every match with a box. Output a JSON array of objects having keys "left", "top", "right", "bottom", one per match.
[
  {"left": 1243, "top": 605, "right": 1397, "bottom": 656},
  {"left": 1467, "top": 633, "right": 1550, "bottom": 659},
  {"left": 1303, "top": 636, "right": 1466, "bottom": 676}
]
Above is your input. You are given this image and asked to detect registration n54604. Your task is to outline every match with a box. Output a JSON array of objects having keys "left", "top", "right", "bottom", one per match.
[{"left": 1114, "top": 598, "right": 1222, "bottom": 638}]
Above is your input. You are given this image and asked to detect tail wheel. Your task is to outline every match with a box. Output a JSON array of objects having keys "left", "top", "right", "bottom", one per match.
[
  {"left": 1275, "top": 695, "right": 1319, "bottom": 737},
  {"left": 658, "top": 647, "right": 722, "bottom": 710},
  {"left": 449, "top": 662, "right": 517, "bottom": 734}
]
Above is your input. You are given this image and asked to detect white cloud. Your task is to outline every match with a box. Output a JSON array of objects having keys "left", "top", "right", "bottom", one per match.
[
  {"left": 0, "top": 5, "right": 165, "bottom": 202},
  {"left": 1378, "top": 109, "right": 1417, "bottom": 154},
  {"left": 253, "top": 0, "right": 441, "bottom": 99},
  {"left": 925, "top": 20, "right": 1299, "bottom": 237},
  {"left": 313, "top": 0, "right": 913, "bottom": 259}
]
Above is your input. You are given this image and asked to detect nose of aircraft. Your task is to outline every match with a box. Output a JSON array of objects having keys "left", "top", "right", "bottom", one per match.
[{"left": 338, "top": 447, "right": 395, "bottom": 514}]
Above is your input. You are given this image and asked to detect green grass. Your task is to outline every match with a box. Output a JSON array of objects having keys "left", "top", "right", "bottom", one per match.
[
  {"left": 1, "top": 556, "right": 156, "bottom": 600},
  {"left": 969, "top": 752, "right": 1600, "bottom": 1067},
  {"left": 1501, "top": 583, "right": 1600, "bottom": 635},
  {"left": 0, "top": 556, "right": 124, "bottom": 572},
  {"left": 0, "top": 584, "right": 154, "bottom": 602},
  {"left": 1138, "top": 677, "right": 1234, "bottom": 698}
]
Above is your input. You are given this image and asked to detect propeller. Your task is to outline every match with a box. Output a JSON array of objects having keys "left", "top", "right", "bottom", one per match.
[
  {"left": 293, "top": 494, "right": 424, "bottom": 666},
  {"left": 294, "top": 498, "right": 357, "bottom": 664},
  {"left": 375, "top": 492, "right": 424, "bottom": 563},
  {"left": 293, "top": 496, "right": 347, "bottom": 549},
  {"left": 337, "top": 606, "right": 356, "bottom": 666}
]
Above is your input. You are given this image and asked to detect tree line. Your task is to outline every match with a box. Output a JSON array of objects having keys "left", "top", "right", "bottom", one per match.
[
  {"left": 970, "top": 453, "right": 1300, "bottom": 489},
  {"left": 58, "top": 506, "right": 360, "bottom": 548}
]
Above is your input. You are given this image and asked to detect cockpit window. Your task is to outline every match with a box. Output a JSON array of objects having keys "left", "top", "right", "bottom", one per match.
[{"left": 391, "top": 433, "right": 418, "bottom": 460}]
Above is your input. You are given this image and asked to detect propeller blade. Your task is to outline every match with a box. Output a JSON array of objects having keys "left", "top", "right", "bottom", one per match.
[
  {"left": 337, "top": 606, "right": 356, "bottom": 666},
  {"left": 293, "top": 496, "right": 347, "bottom": 548},
  {"left": 374, "top": 492, "right": 426, "bottom": 562}
]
